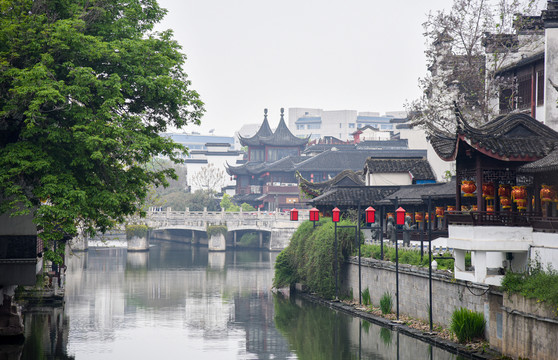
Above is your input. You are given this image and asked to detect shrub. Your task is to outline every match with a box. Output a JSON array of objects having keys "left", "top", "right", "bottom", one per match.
[
  {"left": 125, "top": 224, "right": 148, "bottom": 240},
  {"left": 450, "top": 307, "right": 485, "bottom": 343},
  {"left": 238, "top": 232, "right": 260, "bottom": 247},
  {"left": 206, "top": 224, "right": 227, "bottom": 237},
  {"left": 359, "top": 244, "right": 455, "bottom": 270},
  {"left": 380, "top": 292, "right": 392, "bottom": 314},
  {"left": 362, "top": 287, "right": 371, "bottom": 306}
]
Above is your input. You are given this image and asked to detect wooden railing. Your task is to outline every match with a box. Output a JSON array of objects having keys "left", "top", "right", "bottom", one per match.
[{"left": 447, "top": 211, "right": 558, "bottom": 232}]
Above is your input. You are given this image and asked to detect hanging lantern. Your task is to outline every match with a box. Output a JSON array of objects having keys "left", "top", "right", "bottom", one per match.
[
  {"left": 290, "top": 208, "right": 299, "bottom": 221},
  {"left": 365, "top": 206, "right": 375, "bottom": 224},
  {"left": 516, "top": 199, "right": 528, "bottom": 210},
  {"left": 486, "top": 205, "right": 495, "bottom": 214},
  {"left": 461, "top": 180, "right": 477, "bottom": 197},
  {"left": 447, "top": 205, "right": 456, "bottom": 213},
  {"left": 332, "top": 207, "right": 341, "bottom": 222},
  {"left": 425, "top": 212, "right": 431, "bottom": 222},
  {"left": 471, "top": 205, "right": 478, "bottom": 211},
  {"left": 309, "top": 207, "right": 320, "bottom": 222},
  {"left": 498, "top": 184, "right": 511, "bottom": 198},
  {"left": 512, "top": 186, "right": 527, "bottom": 203},
  {"left": 406, "top": 212, "right": 414, "bottom": 222},
  {"left": 500, "top": 197, "right": 512, "bottom": 209},
  {"left": 415, "top": 212, "right": 423, "bottom": 223},
  {"left": 482, "top": 182, "right": 495, "bottom": 200},
  {"left": 436, "top": 207, "right": 444, "bottom": 218},
  {"left": 396, "top": 207, "right": 406, "bottom": 225},
  {"left": 540, "top": 185, "right": 556, "bottom": 203}
]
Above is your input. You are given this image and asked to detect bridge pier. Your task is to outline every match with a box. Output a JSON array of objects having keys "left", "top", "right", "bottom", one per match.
[
  {"left": 208, "top": 233, "right": 226, "bottom": 251},
  {"left": 127, "top": 234, "right": 149, "bottom": 252}
]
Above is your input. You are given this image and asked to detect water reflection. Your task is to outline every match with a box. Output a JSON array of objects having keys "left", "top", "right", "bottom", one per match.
[{"left": 10, "top": 243, "right": 466, "bottom": 359}]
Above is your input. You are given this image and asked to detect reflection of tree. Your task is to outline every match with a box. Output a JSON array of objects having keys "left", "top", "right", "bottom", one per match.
[{"left": 273, "top": 295, "right": 355, "bottom": 359}]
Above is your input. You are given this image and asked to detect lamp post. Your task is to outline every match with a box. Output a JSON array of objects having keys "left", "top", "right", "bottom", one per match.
[
  {"left": 332, "top": 207, "right": 340, "bottom": 300},
  {"left": 395, "top": 206, "right": 405, "bottom": 320},
  {"left": 358, "top": 205, "right": 376, "bottom": 305},
  {"left": 290, "top": 207, "right": 298, "bottom": 221}
]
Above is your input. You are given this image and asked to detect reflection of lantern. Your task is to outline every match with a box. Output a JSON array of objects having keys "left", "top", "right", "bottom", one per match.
[
  {"left": 332, "top": 207, "right": 340, "bottom": 222},
  {"left": 541, "top": 185, "right": 555, "bottom": 203},
  {"left": 396, "top": 207, "right": 406, "bottom": 225},
  {"left": 447, "top": 205, "right": 456, "bottom": 213},
  {"left": 482, "top": 182, "right": 495, "bottom": 200},
  {"left": 290, "top": 208, "right": 299, "bottom": 221},
  {"left": 436, "top": 207, "right": 444, "bottom": 218},
  {"left": 498, "top": 184, "right": 511, "bottom": 198},
  {"left": 500, "top": 197, "right": 512, "bottom": 209},
  {"left": 461, "top": 180, "right": 477, "bottom": 197},
  {"left": 415, "top": 212, "right": 423, "bottom": 222},
  {"left": 309, "top": 208, "right": 320, "bottom": 222},
  {"left": 365, "top": 206, "right": 375, "bottom": 223}
]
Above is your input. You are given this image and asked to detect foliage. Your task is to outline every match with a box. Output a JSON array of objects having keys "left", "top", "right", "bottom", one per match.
[
  {"left": 501, "top": 261, "right": 558, "bottom": 313},
  {"left": 220, "top": 194, "right": 239, "bottom": 212},
  {"left": 165, "top": 189, "right": 220, "bottom": 211},
  {"left": 273, "top": 218, "right": 361, "bottom": 299},
  {"left": 206, "top": 225, "right": 227, "bottom": 237},
  {"left": 380, "top": 292, "right": 393, "bottom": 315},
  {"left": 241, "top": 203, "right": 256, "bottom": 212},
  {"left": 407, "top": 0, "right": 542, "bottom": 132},
  {"left": 238, "top": 232, "right": 260, "bottom": 247},
  {"left": 362, "top": 287, "right": 371, "bottom": 306},
  {"left": 359, "top": 244, "right": 455, "bottom": 270},
  {"left": 125, "top": 224, "right": 149, "bottom": 240},
  {"left": 0, "top": 0, "right": 204, "bottom": 262},
  {"left": 450, "top": 307, "right": 485, "bottom": 343},
  {"left": 191, "top": 163, "right": 226, "bottom": 193}
]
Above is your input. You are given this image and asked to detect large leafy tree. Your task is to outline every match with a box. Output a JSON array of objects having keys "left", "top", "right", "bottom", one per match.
[{"left": 0, "top": 0, "right": 204, "bottom": 261}]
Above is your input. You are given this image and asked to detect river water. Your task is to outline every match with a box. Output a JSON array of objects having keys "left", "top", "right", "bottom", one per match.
[{"left": 17, "top": 242, "right": 465, "bottom": 359}]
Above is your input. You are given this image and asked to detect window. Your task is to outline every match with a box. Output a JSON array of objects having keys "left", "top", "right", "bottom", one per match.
[
  {"left": 307, "top": 124, "right": 320, "bottom": 129},
  {"left": 339, "top": 123, "right": 343, "bottom": 128},
  {"left": 537, "top": 70, "right": 544, "bottom": 106},
  {"left": 349, "top": 123, "right": 355, "bottom": 128},
  {"left": 517, "top": 72, "right": 531, "bottom": 110},
  {"left": 296, "top": 124, "right": 305, "bottom": 130}
]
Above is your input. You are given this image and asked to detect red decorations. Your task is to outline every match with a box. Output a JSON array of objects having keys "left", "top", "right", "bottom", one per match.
[
  {"left": 498, "top": 184, "right": 511, "bottom": 198},
  {"left": 332, "top": 207, "right": 340, "bottom": 222},
  {"left": 387, "top": 212, "right": 395, "bottom": 221},
  {"left": 500, "top": 197, "right": 512, "bottom": 209},
  {"left": 540, "top": 185, "right": 556, "bottom": 203},
  {"left": 471, "top": 205, "right": 478, "bottom": 211},
  {"left": 415, "top": 212, "right": 423, "bottom": 223},
  {"left": 482, "top": 182, "right": 495, "bottom": 200},
  {"left": 436, "top": 207, "right": 444, "bottom": 218},
  {"left": 461, "top": 180, "right": 477, "bottom": 197},
  {"left": 512, "top": 186, "right": 528, "bottom": 210},
  {"left": 406, "top": 212, "right": 414, "bottom": 222},
  {"left": 486, "top": 205, "right": 495, "bottom": 214},
  {"left": 365, "top": 206, "right": 375, "bottom": 224},
  {"left": 396, "top": 207, "right": 406, "bottom": 225},
  {"left": 309, "top": 208, "right": 320, "bottom": 222},
  {"left": 290, "top": 208, "right": 298, "bottom": 221},
  {"left": 447, "top": 205, "right": 456, "bottom": 213}
]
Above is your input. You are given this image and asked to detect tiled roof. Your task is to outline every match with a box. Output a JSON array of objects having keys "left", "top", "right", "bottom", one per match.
[
  {"left": 264, "top": 156, "right": 307, "bottom": 172},
  {"left": 376, "top": 179, "right": 456, "bottom": 205},
  {"left": 310, "top": 186, "right": 400, "bottom": 206},
  {"left": 364, "top": 159, "right": 436, "bottom": 180},
  {"left": 296, "top": 150, "right": 372, "bottom": 172},
  {"left": 518, "top": 148, "right": 558, "bottom": 173},
  {"left": 429, "top": 111, "right": 558, "bottom": 161},
  {"left": 297, "top": 170, "right": 365, "bottom": 198},
  {"left": 259, "top": 117, "right": 309, "bottom": 146},
  {"left": 239, "top": 112, "right": 273, "bottom": 147}
]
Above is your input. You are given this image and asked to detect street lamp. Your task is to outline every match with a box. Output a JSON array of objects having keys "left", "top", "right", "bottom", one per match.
[
  {"left": 309, "top": 207, "right": 320, "bottom": 227},
  {"left": 395, "top": 206, "right": 405, "bottom": 320},
  {"left": 290, "top": 208, "right": 298, "bottom": 221},
  {"left": 332, "top": 207, "right": 340, "bottom": 300}
]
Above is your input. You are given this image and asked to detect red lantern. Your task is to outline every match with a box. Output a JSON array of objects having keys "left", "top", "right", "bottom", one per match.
[
  {"left": 486, "top": 205, "right": 495, "bottom": 214},
  {"left": 436, "top": 207, "right": 444, "bottom": 218},
  {"left": 512, "top": 186, "right": 527, "bottom": 203},
  {"left": 415, "top": 212, "right": 423, "bottom": 222},
  {"left": 406, "top": 212, "right": 414, "bottom": 222},
  {"left": 498, "top": 184, "right": 511, "bottom": 198},
  {"left": 332, "top": 207, "right": 340, "bottom": 222},
  {"left": 541, "top": 185, "right": 555, "bottom": 203},
  {"left": 365, "top": 206, "right": 375, "bottom": 224},
  {"left": 396, "top": 207, "right": 406, "bottom": 225},
  {"left": 482, "top": 182, "right": 495, "bottom": 200},
  {"left": 500, "top": 197, "right": 511, "bottom": 209},
  {"left": 447, "top": 205, "right": 456, "bottom": 213},
  {"left": 461, "top": 180, "right": 477, "bottom": 197},
  {"left": 471, "top": 205, "right": 478, "bottom": 211},
  {"left": 290, "top": 208, "right": 298, "bottom": 221},
  {"left": 309, "top": 207, "right": 319, "bottom": 222}
]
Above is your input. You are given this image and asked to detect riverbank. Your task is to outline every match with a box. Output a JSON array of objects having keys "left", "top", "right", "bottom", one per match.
[{"left": 296, "top": 291, "right": 501, "bottom": 360}]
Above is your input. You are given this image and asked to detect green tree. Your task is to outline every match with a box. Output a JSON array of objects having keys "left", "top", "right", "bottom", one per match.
[
  {"left": 0, "top": 0, "right": 204, "bottom": 262},
  {"left": 220, "top": 193, "right": 240, "bottom": 212}
]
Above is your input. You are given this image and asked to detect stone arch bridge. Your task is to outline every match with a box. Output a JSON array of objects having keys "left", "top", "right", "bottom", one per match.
[{"left": 146, "top": 209, "right": 308, "bottom": 251}]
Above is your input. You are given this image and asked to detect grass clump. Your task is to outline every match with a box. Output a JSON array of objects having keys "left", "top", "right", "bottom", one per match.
[
  {"left": 125, "top": 224, "right": 148, "bottom": 240},
  {"left": 359, "top": 244, "right": 454, "bottom": 270},
  {"left": 273, "top": 218, "right": 361, "bottom": 299},
  {"left": 206, "top": 224, "right": 227, "bottom": 237},
  {"left": 501, "top": 261, "right": 558, "bottom": 313},
  {"left": 380, "top": 292, "right": 393, "bottom": 314},
  {"left": 362, "top": 287, "right": 371, "bottom": 306},
  {"left": 450, "top": 307, "right": 485, "bottom": 343}
]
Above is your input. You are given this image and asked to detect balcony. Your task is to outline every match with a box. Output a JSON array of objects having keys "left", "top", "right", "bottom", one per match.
[{"left": 447, "top": 211, "right": 558, "bottom": 233}]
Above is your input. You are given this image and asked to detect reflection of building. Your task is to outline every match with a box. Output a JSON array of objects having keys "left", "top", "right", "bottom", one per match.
[{"left": 233, "top": 292, "right": 292, "bottom": 360}]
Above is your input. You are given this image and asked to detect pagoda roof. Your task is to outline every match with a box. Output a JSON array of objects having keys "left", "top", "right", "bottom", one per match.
[
  {"left": 364, "top": 158, "right": 436, "bottom": 181},
  {"left": 238, "top": 109, "right": 273, "bottom": 147},
  {"left": 226, "top": 155, "right": 308, "bottom": 176},
  {"left": 309, "top": 186, "right": 400, "bottom": 206},
  {"left": 297, "top": 169, "right": 365, "bottom": 198},
  {"left": 428, "top": 109, "right": 558, "bottom": 162},
  {"left": 518, "top": 148, "right": 558, "bottom": 173}
]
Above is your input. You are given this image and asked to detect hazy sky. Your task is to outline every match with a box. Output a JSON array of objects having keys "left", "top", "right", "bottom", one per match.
[{"left": 155, "top": 0, "right": 450, "bottom": 136}]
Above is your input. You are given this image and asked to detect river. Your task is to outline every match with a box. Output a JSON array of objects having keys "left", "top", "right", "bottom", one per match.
[{"left": 16, "top": 241, "right": 465, "bottom": 359}]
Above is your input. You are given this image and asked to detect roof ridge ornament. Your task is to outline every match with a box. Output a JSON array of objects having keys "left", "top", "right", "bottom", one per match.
[
  {"left": 453, "top": 101, "right": 464, "bottom": 131},
  {"left": 280, "top": 107, "right": 284, "bottom": 121},
  {"left": 264, "top": 108, "right": 268, "bottom": 120}
]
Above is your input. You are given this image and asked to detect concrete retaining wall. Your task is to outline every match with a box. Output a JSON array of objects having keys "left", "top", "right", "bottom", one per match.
[{"left": 342, "top": 257, "right": 488, "bottom": 329}]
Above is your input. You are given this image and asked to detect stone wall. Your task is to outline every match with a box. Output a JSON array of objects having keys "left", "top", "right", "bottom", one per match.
[{"left": 342, "top": 257, "right": 488, "bottom": 329}]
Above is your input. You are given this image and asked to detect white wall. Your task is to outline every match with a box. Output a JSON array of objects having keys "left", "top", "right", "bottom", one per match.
[{"left": 367, "top": 172, "right": 412, "bottom": 186}]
